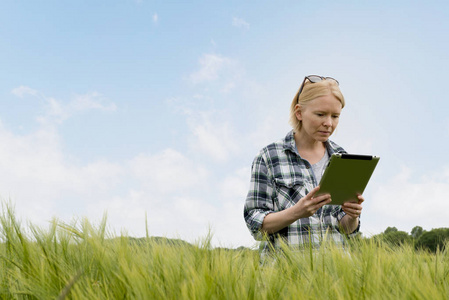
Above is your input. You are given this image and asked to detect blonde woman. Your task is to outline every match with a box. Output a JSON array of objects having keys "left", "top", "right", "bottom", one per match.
[{"left": 244, "top": 75, "right": 363, "bottom": 253}]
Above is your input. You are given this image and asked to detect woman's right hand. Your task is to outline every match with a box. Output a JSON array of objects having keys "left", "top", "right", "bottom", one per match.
[
  {"left": 261, "top": 186, "right": 331, "bottom": 234},
  {"left": 292, "top": 186, "right": 332, "bottom": 218}
]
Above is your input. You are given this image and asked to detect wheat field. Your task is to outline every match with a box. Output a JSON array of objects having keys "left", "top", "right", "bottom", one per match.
[{"left": 0, "top": 205, "right": 448, "bottom": 299}]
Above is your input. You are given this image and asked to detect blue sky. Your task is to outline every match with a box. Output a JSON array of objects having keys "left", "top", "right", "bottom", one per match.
[{"left": 1, "top": 0, "right": 449, "bottom": 247}]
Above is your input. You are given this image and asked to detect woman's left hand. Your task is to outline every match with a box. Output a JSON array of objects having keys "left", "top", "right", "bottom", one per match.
[{"left": 341, "top": 194, "right": 364, "bottom": 219}]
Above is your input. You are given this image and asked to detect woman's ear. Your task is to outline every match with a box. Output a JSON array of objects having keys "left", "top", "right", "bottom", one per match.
[{"left": 294, "top": 104, "right": 302, "bottom": 121}]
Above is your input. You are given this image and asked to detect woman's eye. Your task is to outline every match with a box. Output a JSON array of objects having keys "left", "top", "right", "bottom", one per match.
[
  {"left": 332, "top": 115, "right": 339, "bottom": 119},
  {"left": 316, "top": 113, "right": 324, "bottom": 117}
]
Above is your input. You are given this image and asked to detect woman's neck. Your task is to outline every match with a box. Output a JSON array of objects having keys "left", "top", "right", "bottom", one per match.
[
  {"left": 294, "top": 130, "right": 326, "bottom": 164},
  {"left": 294, "top": 130, "right": 325, "bottom": 152}
]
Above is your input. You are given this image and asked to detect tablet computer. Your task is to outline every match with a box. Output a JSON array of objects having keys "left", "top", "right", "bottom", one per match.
[{"left": 316, "top": 153, "right": 380, "bottom": 205}]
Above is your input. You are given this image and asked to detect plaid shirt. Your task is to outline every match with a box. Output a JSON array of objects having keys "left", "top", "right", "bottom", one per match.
[{"left": 244, "top": 130, "right": 360, "bottom": 253}]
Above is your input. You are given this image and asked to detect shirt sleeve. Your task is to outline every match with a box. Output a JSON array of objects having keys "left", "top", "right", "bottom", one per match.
[{"left": 243, "top": 154, "right": 275, "bottom": 241}]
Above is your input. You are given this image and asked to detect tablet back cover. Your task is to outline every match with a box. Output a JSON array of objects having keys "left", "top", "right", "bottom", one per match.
[{"left": 317, "top": 154, "right": 379, "bottom": 205}]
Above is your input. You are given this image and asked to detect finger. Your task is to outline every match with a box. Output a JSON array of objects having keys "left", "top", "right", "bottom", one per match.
[
  {"left": 343, "top": 207, "right": 362, "bottom": 217},
  {"left": 342, "top": 206, "right": 362, "bottom": 217},
  {"left": 346, "top": 213, "right": 359, "bottom": 219},
  {"left": 343, "top": 202, "right": 362, "bottom": 210},
  {"left": 307, "top": 186, "right": 321, "bottom": 199},
  {"left": 357, "top": 194, "right": 365, "bottom": 204},
  {"left": 342, "top": 208, "right": 358, "bottom": 219},
  {"left": 318, "top": 197, "right": 333, "bottom": 207},
  {"left": 312, "top": 193, "right": 331, "bottom": 204}
]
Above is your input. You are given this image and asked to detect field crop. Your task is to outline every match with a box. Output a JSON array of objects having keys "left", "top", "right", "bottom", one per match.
[{"left": 1, "top": 205, "right": 448, "bottom": 299}]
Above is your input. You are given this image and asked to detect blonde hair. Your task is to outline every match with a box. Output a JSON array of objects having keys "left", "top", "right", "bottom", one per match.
[{"left": 289, "top": 79, "right": 345, "bottom": 132}]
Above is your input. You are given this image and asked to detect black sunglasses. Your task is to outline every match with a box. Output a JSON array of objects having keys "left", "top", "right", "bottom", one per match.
[{"left": 296, "top": 75, "right": 339, "bottom": 103}]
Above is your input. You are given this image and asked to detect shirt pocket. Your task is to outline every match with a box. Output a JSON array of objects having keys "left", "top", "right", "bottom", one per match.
[{"left": 273, "top": 177, "right": 307, "bottom": 211}]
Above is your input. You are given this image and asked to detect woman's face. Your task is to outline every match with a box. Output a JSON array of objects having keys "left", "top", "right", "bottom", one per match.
[{"left": 295, "top": 93, "right": 342, "bottom": 143}]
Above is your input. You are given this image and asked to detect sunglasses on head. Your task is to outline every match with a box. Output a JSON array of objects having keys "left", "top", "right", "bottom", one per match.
[{"left": 296, "top": 75, "right": 339, "bottom": 103}]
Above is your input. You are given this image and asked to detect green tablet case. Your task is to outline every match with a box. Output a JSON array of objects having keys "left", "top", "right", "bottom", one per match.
[{"left": 317, "top": 154, "right": 380, "bottom": 205}]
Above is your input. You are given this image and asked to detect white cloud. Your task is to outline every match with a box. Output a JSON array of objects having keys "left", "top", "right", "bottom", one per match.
[
  {"left": 69, "top": 92, "right": 117, "bottom": 112},
  {"left": 172, "top": 196, "right": 218, "bottom": 226},
  {"left": 188, "top": 113, "right": 240, "bottom": 162},
  {"left": 189, "top": 54, "right": 231, "bottom": 83},
  {"left": 129, "top": 148, "right": 209, "bottom": 191},
  {"left": 218, "top": 198, "right": 254, "bottom": 248},
  {"left": 4, "top": 84, "right": 255, "bottom": 247},
  {"left": 0, "top": 122, "right": 122, "bottom": 224},
  {"left": 232, "top": 17, "right": 250, "bottom": 29},
  {"left": 86, "top": 191, "right": 221, "bottom": 244},
  {"left": 11, "top": 86, "right": 39, "bottom": 98},
  {"left": 340, "top": 136, "right": 375, "bottom": 154},
  {"left": 364, "top": 166, "right": 449, "bottom": 235},
  {"left": 46, "top": 97, "right": 68, "bottom": 120},
  {"left": 81, "top": 148, "right": 229, "bottom": 242},
  {"left": 189, "top": 54, "right": 243, "bottom": 92},
  {"left": 10, "top": 87, "right": 116, "bottom": 124},
  {"left": 167, "top": 96, "right": 241, "bottom": 163},
  {"left": 0, "top": 116, "right": 255, "bottom": 246},
  {"left": 0, "top": 118, "right": 219, "bottom": 243},
  {"left": 214, "top": 167, "right": 254, "bottom": 247},
  {"left": 219, "top": 167, "right": 250, "bottom": 199}
]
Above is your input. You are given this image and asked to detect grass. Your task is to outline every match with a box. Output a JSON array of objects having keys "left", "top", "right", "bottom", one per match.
[{"left": 0, "top": 205, "right": 448, "bottom": 299}]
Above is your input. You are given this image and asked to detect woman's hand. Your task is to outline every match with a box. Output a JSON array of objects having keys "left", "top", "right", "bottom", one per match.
[
  {"left": 292, "top": 186, "right": 332, "bottom": 219},
  {"left": 341, "top": 194, "right": 364, "bottom": 219},
  {"left": 261, "top": 186, "right": 331, "bottom": 234},
  {"left": 339, "top": 194, "right": 363, "bottom": 234}
]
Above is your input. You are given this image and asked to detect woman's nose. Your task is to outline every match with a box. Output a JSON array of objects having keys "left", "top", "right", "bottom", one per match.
[{"left": 323, "top": 117, "right": 332, "bottom": 127}]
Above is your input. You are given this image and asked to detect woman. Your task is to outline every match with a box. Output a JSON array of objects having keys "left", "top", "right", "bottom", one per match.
[{"left": 244, "top": 75, "right": 363, "bottom": 253}]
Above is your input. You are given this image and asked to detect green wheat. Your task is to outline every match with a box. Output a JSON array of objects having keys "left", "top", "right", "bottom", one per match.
[{"left": 0, "top": 204, "right": 448, "bottom": 299}]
